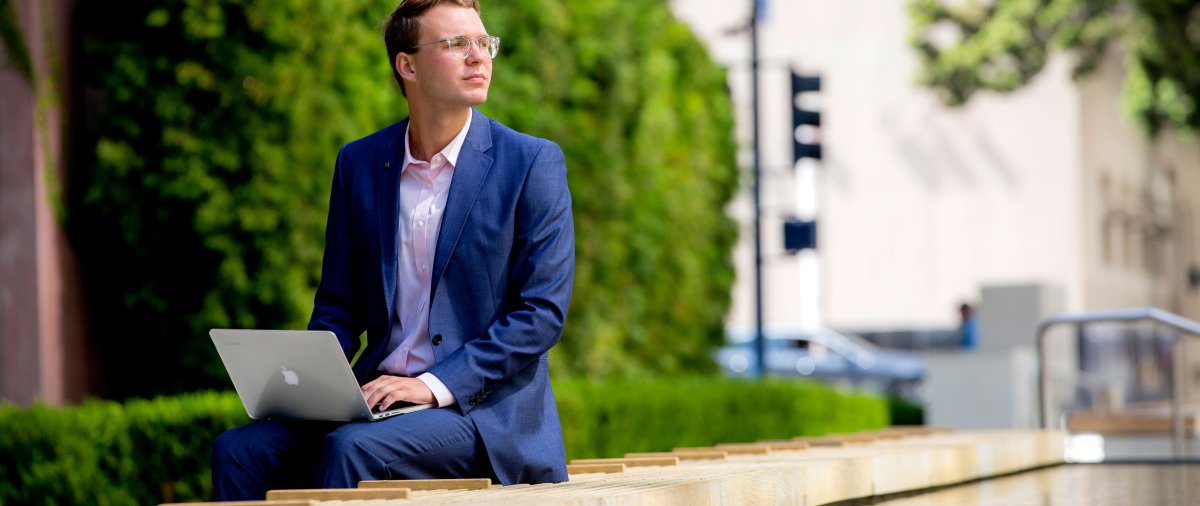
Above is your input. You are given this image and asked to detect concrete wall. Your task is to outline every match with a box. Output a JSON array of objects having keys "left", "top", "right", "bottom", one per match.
[{"left": 0, "top": 0, "right": 93, "bottom": 405}]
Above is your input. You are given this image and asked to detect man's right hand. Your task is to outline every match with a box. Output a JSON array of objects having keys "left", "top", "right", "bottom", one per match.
[{"left": 361, "top": 374, "right": 437, "bottom": 410}]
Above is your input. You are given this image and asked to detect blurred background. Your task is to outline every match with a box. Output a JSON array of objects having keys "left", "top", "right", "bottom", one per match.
[{"left": 2, "top": 0, "right": 1200, "bottom": 501}]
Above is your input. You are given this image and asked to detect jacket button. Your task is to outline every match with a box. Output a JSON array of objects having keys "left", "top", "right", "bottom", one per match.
[{"left": 432, "top": 334, "right": 442, "bottom": 346}]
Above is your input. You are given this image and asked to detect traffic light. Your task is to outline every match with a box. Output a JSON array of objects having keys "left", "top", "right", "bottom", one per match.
[
  {"left": 783, "top": 218, "right": 816, "bottom": 253},
  {"left": 791, "top": 71, "right": 822, "bottom": 162}
]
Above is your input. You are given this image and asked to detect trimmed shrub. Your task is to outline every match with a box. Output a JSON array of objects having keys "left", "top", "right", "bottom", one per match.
[
  {"left": 553, "top": 377, "right": 890, "bottom": 459},
  {"left": 70, "top": 0, "right": 737, "bottom": 399},
  {"left": 888, "top": 396, "right": 925, "bottom": 426},
  {"left": 0, "top": 392, "right": 248, "bottom": 505},
  {"left": 0, "top": 379, "right": 887, "bottom": 504}
]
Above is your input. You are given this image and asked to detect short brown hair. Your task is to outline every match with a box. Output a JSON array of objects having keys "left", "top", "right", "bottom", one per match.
[{"left": 383, "top": 0, "right": 481, "bottom": 95}]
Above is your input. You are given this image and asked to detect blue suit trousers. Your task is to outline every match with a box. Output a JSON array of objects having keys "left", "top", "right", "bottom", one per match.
[{"left": 211, "top": 408, "right": 496, "bottom": 500}]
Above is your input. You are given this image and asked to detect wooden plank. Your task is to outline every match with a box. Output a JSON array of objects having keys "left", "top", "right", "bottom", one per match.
[
  {"left": 359, "top": 478, "right": 492, "bottom": 490},
  {"left": 824, "top": 433, "right": 880, "bottom": 443},
  {"left": 676, "top": 445, "right": 770, "bottom": 455},
  {"left": 160, "top": 502, "right": 313, "bottom": 506},
  {"left": 714, "top": 442, "right": 767, "bottom": 449},
  {"left": 1067, "top": 410, "right": 1200, "bottom": 435},
  {"left": 793, "top": 436, "right": 846, "bottom": 447},
  {"left": 570, "top": 457, "right": 680, "bottom": 467},
  {"left": 567, "top": 463, "right": 626, "bottom": 474},
  {"left": 264, "top": 488, "right": 410, "bottom": 501},
  {"left": 625, "top": 451, "right": 729, "bottom": 461},
  {"left": 753, "top": 440, "right": 811, "bottom": 451}
]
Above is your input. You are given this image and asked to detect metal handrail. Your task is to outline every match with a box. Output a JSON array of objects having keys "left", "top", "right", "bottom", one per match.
[{"left": 1036, "top": 307, "right": 1200, "bottom": 459}]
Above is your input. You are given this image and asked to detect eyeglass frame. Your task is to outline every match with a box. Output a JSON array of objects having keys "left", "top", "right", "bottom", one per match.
[{"left": 407, "top": 35, "right": 500, "bottom": 60}]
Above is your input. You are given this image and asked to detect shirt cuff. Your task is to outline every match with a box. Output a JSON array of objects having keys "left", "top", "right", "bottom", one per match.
[{"left": 417, "top": 372, "right": 457, "bottom": 407}]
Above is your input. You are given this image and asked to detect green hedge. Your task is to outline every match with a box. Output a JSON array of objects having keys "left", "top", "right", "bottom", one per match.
[
  {"left": 0, "top": 392, "right": 248, "bottom": 505},
  {"left": 70, "top": 0, "right": 738, "bottom": 400},
  {"left": 0, "top": 379, "right": 887, "bottom": 504},
  {"left": 556, "top": 377, "right": 890, "bottom": 459}
]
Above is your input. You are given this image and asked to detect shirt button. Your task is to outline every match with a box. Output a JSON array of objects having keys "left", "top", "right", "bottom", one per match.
[{"left": 432, "top": 334, "right": 442, "bottom": 346}]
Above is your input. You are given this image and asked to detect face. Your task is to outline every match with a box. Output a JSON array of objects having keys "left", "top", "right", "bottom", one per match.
[{"left": 396, "top": 5, "right": 492, "bottom": 111}]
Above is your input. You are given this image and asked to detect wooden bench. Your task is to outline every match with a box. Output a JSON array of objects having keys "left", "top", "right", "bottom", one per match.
[{"left": 163, "top": 428, "right": 1066, "bottom": 505}]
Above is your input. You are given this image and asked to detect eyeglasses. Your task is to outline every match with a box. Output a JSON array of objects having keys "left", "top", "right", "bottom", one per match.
[{"left": 409, "top": 35, "right": 500, "bottom": 60}]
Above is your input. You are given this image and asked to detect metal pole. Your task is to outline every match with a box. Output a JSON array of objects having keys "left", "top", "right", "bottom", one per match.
[
  {"left": 750, "top": 0, "right": 765, "bottom": 378},
  {"left": 1172, "top": 337, "right": 1186, "bottom": 458}
]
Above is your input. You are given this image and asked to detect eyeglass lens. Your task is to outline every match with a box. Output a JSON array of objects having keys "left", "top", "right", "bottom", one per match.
[{"left": 448, "top": 36, "right": 499, "bottom": 59}]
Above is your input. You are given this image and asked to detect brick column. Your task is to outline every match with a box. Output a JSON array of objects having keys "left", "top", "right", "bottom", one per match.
[{"left": 0, "top": 0, "right": 93, "bottom": 406}]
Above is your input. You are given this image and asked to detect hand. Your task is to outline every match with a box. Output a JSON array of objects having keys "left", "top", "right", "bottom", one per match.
[{"left": 361, "top": 374, "right": 436, "bottom": 410}]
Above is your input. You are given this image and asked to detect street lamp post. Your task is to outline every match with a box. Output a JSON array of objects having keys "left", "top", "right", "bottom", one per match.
[{"left": 750, "top": 0, "right": 765, "bottom": 378}]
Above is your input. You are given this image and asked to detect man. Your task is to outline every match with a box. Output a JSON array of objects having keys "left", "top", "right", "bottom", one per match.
[{"left": 211, "top": 0, "right": 574, "bottom": 499}]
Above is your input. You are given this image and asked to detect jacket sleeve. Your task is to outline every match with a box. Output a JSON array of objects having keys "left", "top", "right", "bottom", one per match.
[
  {"left": 307, "top": 146, "right": 367, "bottom": 362},
  {"left": 428, "top": 141, "right": 574, "bottom": 411}
]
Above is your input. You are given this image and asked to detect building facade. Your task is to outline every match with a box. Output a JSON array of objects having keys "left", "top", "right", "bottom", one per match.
[{"left": 670, "top": 0, "right": 1200, "bottom": 332}]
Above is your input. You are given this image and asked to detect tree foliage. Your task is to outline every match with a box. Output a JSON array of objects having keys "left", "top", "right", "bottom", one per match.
[
  {"left": 908, "top": 0, "right": 1200, "bottom": 136},
  {"left": 69, "top": 0, "right": 737, "bottom": 399}
]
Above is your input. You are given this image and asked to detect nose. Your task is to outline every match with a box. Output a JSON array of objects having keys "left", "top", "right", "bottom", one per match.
[
  {"left": 464, "top": 45, "right": 484, "bottom": 65},
  {"left": 464, "top": 41, "right": 484, "bottom": 63}
]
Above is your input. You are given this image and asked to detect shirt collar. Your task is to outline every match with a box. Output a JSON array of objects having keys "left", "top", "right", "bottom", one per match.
[{"left": 402, "top": 109, "right": 473, "bottom": 170}]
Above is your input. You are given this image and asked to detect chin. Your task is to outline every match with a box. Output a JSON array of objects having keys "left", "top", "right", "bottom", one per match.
[{"left": 465, "top": 90, "right": 489, "bottom": 106}]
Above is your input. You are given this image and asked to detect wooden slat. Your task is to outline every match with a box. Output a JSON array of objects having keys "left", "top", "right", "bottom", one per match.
[
  {"left": 793, "top": 436, "right": 846, "bottom": 447},
  {"left": 264, "top": 488, "right": 410, "bottom": 501},
  {"left": 359, "top": 478, "right": 492, "bottom": 490},
  {"left": 625, "top": 450, "right": 729, "bottom": 461},
  {"left": 570, "top": 457, "right": 680, "bottom": 467},
  {"left": 567, "top": 463, "right": 627, "bottom": 474},
  {"left": 824, "top": 434, "right": 879, "bottom": 443},
  {"left": 159, "top": 502, "right": 313, "bottom": 506},
  {"left": 1066, "top": 410, "right": 1200, "bottom": 435},
  {"left": 676, "top": 445, "right": 770, "bottom": 455},
  {"left": 754, "top": 440, "right": 811, "bottom": 450}
]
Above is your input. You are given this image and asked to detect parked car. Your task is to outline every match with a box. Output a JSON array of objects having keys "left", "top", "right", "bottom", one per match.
[{"left": 714, "top": 323, "right": 925, "bottom": 399}]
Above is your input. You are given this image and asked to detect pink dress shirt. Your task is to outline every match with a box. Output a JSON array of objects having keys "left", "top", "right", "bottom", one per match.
[{"left": 376, "top": 111, "right": 473, "bottom": 407}]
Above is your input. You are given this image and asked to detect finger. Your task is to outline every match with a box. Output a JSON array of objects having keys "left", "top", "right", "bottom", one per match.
[
  {"left": 389, "top": 378, "right": 434, "bottom": 405},
  {"left": 362, "top": 374, "right": 398, "bottom": 392},
  {"left": 363, "top": 376, "right": 402, "bottom": 407}
]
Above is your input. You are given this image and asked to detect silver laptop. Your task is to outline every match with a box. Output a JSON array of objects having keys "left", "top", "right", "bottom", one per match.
[{"left": 210, "top": 329, "right": 433, "bottom": 421}]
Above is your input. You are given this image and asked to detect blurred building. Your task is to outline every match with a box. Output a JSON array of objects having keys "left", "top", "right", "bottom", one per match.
[{"left": 670, "top": 0, "right": 1200, "bottom": 335}]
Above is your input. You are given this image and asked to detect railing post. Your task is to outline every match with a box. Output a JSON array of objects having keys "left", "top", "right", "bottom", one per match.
[{"left": 1172, "top": 337, "right": 1186, "bottom": 458}]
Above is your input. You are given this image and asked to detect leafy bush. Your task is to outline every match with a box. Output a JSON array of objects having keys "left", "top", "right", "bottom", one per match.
[
  {"left": 71, "top": 0, "right": 404, "bottom": 398},
  {"left": 70, "top": 0, "right": 737, "bottom": 399},
  {"left": 0, "top": 392, "right": 248, "bottom": 505},
  {"left": 887, "top": 396, "right": 925, "bottom": 426},
  {"left": 0, "top": 379, "right": 887, "bottom": 504},
  {"left": 554, "top": 377, "right": 890, "bottom": 459}
]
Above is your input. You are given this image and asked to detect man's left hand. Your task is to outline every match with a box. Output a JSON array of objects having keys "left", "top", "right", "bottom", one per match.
[{"left": 362, "top": 374, "right": 436, "bottom": 410}]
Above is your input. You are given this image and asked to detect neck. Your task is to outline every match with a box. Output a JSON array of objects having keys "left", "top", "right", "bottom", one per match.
[{"left": 407, "top": 103, "right": 471, "bottom": 162}]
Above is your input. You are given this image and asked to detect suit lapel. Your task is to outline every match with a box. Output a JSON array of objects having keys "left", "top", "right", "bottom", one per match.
[
  {"left": 431, "top": 110, "right": 494, "bottom": 300},
  {"left": 378, "top": 119, "right": 407, "bottom": 325}
]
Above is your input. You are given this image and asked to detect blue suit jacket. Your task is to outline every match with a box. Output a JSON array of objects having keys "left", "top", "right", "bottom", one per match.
[{"left": 308, "top": 110, "right": 574, "bottom": 484}]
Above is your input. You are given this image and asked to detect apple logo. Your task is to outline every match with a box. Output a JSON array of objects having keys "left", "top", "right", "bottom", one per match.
[{"left": 280, "top": 367, "right": 299, "bottom": 386}]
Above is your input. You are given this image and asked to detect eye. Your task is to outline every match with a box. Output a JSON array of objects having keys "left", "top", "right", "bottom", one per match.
[{"left": 447, "top": 37, "right": 470, "bottom": 50}]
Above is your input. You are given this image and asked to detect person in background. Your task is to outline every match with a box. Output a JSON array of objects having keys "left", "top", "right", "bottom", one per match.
[{"left": 959, "top": 303, "right": 979, "bottom": 349}]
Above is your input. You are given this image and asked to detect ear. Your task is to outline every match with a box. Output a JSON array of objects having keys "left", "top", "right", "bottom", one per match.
[{"left": 395, "top": 52, "right": 417, "bottom": 85}]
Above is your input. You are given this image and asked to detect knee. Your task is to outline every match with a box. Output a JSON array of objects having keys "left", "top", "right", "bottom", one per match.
[
  {"left": 212, "top": 426, "right": 248, "bottom": 466},
  {"left": 320, "top": 429, "right": 371, "bottom": 465}
]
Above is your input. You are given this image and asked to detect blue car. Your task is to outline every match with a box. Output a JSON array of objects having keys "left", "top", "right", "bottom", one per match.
[{"left": 715, "top": 324, "right": 925, "bottom": 399}]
